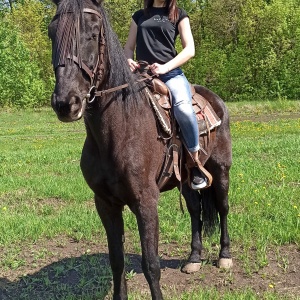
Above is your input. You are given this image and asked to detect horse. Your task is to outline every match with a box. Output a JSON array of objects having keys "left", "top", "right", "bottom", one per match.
[{"left": 48, "top": 0, "right": 232, "bottom": 299}]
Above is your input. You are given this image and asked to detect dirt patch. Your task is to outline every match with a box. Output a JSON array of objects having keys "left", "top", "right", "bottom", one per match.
[{"left": 0, "top": 236, "right": 299, "bottom": 299}]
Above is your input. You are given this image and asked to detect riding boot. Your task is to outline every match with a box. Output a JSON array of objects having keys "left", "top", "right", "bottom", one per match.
[{"left": 185, "top": 150, "right": 213, "bottom": 190}]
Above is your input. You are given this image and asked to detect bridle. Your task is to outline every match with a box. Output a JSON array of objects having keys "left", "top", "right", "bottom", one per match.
[
  {"left": 54, "top": 7, "right": 155, "bottom": 104},
  {"left": 54, "top": 8, "right": 106, "bottom": 103}
]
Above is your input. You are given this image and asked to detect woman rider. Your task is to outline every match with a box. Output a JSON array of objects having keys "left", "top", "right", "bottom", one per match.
[{"left": 124, "top": 0, "right": 209, "bottom": 189}]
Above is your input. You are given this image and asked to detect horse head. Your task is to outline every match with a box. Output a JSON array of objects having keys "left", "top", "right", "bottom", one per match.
[{"left": 48, "top": 0, "right": 106, "bottom": 122}]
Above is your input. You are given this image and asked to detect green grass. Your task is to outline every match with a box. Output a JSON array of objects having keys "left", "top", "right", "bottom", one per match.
[
  {"left": 226, "top": 98, "right": 300, "bottom": 117},
  {"left": 0, "top": 102, "right": 299, "bottom": 299},
  {"left": 0, "top": 109, "right": 103, "bottom": 246}
]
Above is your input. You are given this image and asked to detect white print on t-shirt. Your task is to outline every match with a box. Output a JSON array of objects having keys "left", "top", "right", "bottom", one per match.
[{"left": 153, "top": 16, "right": 168, "bottom": 23}]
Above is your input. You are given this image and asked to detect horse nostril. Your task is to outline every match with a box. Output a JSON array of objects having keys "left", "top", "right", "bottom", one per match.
[
  {"left": 69, "top": 95, "right": 82, "bottom": 113},
  {"left": 50, "top": 91, "right": 84, "bottom": 121},
  {"left": 51, "top": 94, "right": 71, "bottom": 116},
  {"left": 69, "top": 95, "right": 81, "bottom": 106}
]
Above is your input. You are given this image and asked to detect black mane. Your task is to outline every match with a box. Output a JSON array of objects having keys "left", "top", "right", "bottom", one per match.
[
  {"left": 57, "top": 0, "right": 83, "bottom": 15},
  {"left": 53, "top": 0, "right": 84, "bottom": 69},
  {"left": 99, "top": 5, "right": 144, "bottom": 100}
]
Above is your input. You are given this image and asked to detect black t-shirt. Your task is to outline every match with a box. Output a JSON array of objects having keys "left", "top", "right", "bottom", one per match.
[{"left": 132, "top": 7, "right": 188, "bottom": 65}]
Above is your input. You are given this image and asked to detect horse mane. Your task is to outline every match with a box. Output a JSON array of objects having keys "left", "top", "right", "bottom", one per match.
[
  {"left": 58, "top": 0, "right": 83, "bottom": 14},
  {"left": 98, "top": 5, "right": 147, "bottom": 109},
  {"left": 53, "top": 0, "right": 84, "bottom": 69}
]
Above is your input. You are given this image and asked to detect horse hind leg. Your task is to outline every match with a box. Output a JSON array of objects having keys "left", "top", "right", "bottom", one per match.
[
  {"left": 180, "top": 183, "right": 203, "bottom": 274},
  {"left": 208, "top": 164, "right": 233, "bottom": 269},
  {"left": 181, "top": 163, "right": 233, "bottom": 272},
  {"left": 94, "top": 195, "right": 128, "bottom": 300}
]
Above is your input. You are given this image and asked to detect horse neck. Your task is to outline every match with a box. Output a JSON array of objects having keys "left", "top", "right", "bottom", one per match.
[
  {"left": 84, "top": 88, "right": 151, "bottom": 142},
  {"left": 84, "top": 8, "right": 153, "bottom": 145}
]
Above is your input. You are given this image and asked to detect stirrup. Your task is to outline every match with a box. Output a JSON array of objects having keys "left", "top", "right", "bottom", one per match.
[
  {"left": 193, "top": 160, "right": 212, "bottom": 188},
  {"left": 191, "top": 167, "right": 208, "bottom": 190},
  {"left": 185, "top": 153, "right": 213, "bottom": 189}
]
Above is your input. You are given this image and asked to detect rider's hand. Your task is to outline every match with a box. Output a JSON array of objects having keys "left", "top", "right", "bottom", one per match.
[
  {"left": 127, "top": 59, "right": 139, "bottom": 72},
  {"left": 149, "top": 63, "right": 170, "bottom": 75}
]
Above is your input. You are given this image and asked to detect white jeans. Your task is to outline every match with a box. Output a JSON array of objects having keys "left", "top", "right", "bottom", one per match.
[{"left": 159, "top": 68, "right": 200, "bottom": 152}]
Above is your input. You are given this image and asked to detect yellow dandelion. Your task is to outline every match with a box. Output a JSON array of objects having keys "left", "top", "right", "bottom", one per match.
[
  {"left": 294, "top": 205, "right": 298, "bottom": 209},
  {"left": 269, "top": 284, "right": 274, "bottom": 289},
  {"left": 255, "top": 202, "right": 258, "bottom": 205},
  {"left": 2, "top": 207, "right": 7, "bottom": 211}
]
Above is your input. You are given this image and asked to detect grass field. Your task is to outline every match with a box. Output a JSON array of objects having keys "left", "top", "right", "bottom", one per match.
[{"left": 0, "top": 100, "right": 299, "bottom": 299}]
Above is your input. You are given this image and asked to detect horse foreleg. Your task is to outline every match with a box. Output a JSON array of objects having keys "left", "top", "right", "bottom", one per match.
[
  {"left": 181, "top": 183, "right": 202, "bottom": 274},
  {"left": 95, "top": 195, "right": 127, "bottom": 300},
  {"left": 135, "top": 198, "right": 163, "bottom": 300}
]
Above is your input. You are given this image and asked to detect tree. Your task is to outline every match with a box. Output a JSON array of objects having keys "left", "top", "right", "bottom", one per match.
[
  {"left": 6, "top": 0, "right": 55, "bottom": 99},
  {"left": 0, "top": 19, "right": 47, "bottom": 107},
  {"left": 184, "top": 0, "right": 300, "bottom": 100}
]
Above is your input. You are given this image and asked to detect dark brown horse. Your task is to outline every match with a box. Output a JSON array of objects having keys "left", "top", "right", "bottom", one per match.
[{"left": 48, "top": 0, "right": 232, "bottom": 299}]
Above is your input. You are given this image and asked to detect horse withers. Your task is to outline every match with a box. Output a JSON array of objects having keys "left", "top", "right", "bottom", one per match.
[{"left": 48, "top": 0, "right": 233, "bottom": 299}]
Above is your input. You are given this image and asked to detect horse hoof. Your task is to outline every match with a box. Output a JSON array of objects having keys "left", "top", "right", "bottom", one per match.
[
  {"left": 218, "top": 258, "right": 233, "bottom": 269},
  {"left": 181, "top": 262, "right": 201, "bottom": 274}
]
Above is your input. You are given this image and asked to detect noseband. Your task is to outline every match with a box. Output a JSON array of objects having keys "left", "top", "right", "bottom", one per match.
[{"left": 54, "top": 8, "right": 106, "bottom": 103}]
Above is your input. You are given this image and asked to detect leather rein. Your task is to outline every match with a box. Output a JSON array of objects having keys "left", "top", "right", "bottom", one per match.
[{"left": 55, "top": 8, "right": 154, "bottom": 104}]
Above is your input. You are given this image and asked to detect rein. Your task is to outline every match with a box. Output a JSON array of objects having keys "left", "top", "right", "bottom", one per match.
[
  {"left": 90, "top": 60, "right": 158, "bottom": 101},
  {"left": 90, "top": 74, "right": 156, "bottom": 100}
]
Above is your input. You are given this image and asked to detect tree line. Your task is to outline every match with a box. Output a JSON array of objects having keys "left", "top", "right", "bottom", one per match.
[{"left": 0, "top": 0, "right": 299, "bottom": 107}]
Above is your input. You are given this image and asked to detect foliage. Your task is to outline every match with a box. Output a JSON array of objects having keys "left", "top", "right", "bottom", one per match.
[
  {"left": 107, "top": 0, "right": 300, "bottom": 101},
  {"left": 0, "top": 19, "right": 47, "bottom": 107},
  {"left": 1, "top": 0, "right": 300, "bottom": 106},
  {"left": 6, "top": 0, "right": 55, "bottom": 96},
  {"left": 182, "top": 0, "right": 300, "bottom": 101}
]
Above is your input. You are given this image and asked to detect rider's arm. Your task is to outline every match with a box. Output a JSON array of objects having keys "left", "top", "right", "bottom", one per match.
[
  {"left": 124, "top": 20, "right": 139, "bottom": 72},
  {"left": 150, "top": 17, "right": 195, "bottom": 75}
]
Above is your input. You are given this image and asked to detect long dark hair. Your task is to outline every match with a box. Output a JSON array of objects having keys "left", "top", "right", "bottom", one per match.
[{"left": 144, "top": 0, "right": 179, "bottom": 23}]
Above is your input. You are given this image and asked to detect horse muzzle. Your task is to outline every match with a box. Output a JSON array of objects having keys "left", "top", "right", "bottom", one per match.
[{"left": 51, "top": 92, "right": 86, "bottom": 122}]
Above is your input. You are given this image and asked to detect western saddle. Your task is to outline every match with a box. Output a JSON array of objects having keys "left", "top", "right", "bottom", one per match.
[{"left": 136, "top": 61, "right": 221, "bottom": 190}]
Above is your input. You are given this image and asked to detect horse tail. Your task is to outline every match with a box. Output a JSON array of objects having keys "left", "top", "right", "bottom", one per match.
[{"left": 201, "top": 187, "right": 219, "bottom": 236}]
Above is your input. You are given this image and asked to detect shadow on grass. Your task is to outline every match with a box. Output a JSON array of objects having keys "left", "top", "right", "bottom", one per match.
[
  {"left": 0, "top": 252, "right": 182, "bottom": 300},
  {"left": 0, "top": 253, "right": 112, "bottom": 300}
]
